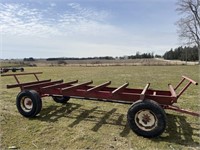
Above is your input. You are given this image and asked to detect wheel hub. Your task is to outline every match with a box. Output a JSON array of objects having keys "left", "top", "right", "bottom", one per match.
[
  {"left": 21, "top": 97, "right": 33, "bottom": 112},
  {"left": 135, "top": 109, "right": 158, "bottom": 131},
  {"left": 142, "top": 114, "right": 151, "bottom": 124}
]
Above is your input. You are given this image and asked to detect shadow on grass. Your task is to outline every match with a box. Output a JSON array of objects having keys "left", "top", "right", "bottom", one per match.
[
  {"left": 34, "top": 103, "right": 199, "bottom": 148},
  {"left": 34, "top": 102, "right": 130, "bottom": 136},
  {"left": 152, "top": 114, "right": 200, "bottom": 147},
  {"left": 34, "top": 102, "right": 82, "bottom": 122}
]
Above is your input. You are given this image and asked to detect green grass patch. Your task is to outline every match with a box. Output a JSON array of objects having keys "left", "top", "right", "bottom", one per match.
[{"left": 0, "top": 66, "right": 199, "bottom": 149}]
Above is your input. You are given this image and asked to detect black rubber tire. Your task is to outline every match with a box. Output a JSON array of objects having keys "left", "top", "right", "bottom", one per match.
[
  {"left": 127, "top": 100, "right": 167, "bottom": 138},
  {"left": 16, "top": 90, "right": 42, "bottom": 117},
  {"left": 30, "top": 90, "right": 42, "bottom": 115},
  {"left": 12, "top": 68, "right": 16, "bottom": 72},
  {"left": 52, "top": 96, "right": 70, "bottom": 103},
  {"left": 20, "top": 68, "right": 24, "bottom": 72}
]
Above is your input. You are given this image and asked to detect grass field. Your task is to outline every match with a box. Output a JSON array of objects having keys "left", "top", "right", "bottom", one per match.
[
  {"left": 1, "top": 58, "right": 198, "bottom": 68},
  {"left": 0, "top": 66, "right": 199, "bottom": 150}
]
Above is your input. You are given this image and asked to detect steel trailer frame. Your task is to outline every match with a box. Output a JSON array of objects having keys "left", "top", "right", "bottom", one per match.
[{"left": 1, "top": 72, "right": 199, "bottom": 138}]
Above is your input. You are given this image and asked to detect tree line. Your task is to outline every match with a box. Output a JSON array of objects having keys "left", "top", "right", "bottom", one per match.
[
  {"left": 46, "top": 52, "right": 155, "bottom": 61},
  {"left": 23, "top": 47, "right": 198, "bottom": 62},
  {"left": 126, "top": 52, "right": 154, "bottom": 59},
  {"left": 46, "top": 56, "right": 114, "bottom": 61},
  {"left": 163, "top": 46, "right": 198, "bottom": 61}
]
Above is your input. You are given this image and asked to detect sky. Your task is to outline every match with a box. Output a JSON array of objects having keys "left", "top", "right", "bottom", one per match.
[{"left": 0, "top": 0, "right": 180, "bottom": 59}]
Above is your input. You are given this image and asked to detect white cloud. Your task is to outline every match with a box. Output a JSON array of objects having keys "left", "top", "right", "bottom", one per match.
[
  {"left": 0, "top": 3, "right": 110, "bottom": 37},
  {"left": 0, "top": 2, "right": 178, "bottom": 58},
  {"left": 50, "top": 3, "right": 56, "bottom": 7},
  {"left": 1, "top": 2, "right": 126, "bottom": 58},
  {"left": 0, "top": 3, "right": 53, "bottom": 36}
]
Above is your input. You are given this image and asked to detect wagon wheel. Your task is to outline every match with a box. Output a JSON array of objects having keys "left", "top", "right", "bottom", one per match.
[
  {"left": 12, "top": 68, "right": 16, "bottom": 72},
  {"left": 16, "top": 90, "right": 42, "bottom": 117},
  {"left": 20, "top": 68, "right": 24, "bottom": 72},
  {"left": 127, "top": 100, "right": 167, "bottom": 138},
  {"left": 52, "top": 96, "right": 70, "bottom": 103}
]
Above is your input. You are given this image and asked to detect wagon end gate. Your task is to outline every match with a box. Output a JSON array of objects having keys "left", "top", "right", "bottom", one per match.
[
  {"left": 1, "top": 72, "right": 49, "bottom": 90},
  {"left": 164, "top": 75, "right": 199, "bottom": 117}
]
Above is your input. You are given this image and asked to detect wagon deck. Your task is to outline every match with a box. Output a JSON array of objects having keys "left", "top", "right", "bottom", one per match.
[{"left": 1, "top": 72, "right": 199, "bottom": 138}]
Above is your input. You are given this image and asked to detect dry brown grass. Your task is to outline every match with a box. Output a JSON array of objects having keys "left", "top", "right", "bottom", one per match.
[{"left": 1, "top": 58, "right": 198, "bottom": 68}]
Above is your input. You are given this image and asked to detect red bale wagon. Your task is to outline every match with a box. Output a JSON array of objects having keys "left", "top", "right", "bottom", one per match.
[{"left": 1, "top": 72, "right": 199, "bottom": 138}]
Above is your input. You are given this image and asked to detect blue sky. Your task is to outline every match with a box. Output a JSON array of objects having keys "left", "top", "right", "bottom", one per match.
[{"left": 0, "top": 0, "right": 180, "bottom": 59}]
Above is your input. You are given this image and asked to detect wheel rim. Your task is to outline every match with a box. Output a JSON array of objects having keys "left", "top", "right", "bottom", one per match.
[
  {"left": 56, "top": 97, "right": 63, "bottom": 101},
  {"left": 20, "top": 96, "right": 33, "bottom": 112},
  {"left": 134, "top": 109, "right": 158, "bottom": 131}
]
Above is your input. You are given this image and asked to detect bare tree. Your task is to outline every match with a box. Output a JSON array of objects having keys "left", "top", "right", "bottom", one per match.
[{"left": 176, "top": 0, "right": 200, "bottom": 64}]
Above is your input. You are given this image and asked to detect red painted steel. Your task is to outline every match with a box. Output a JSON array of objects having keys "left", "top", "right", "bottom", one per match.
[
  {"left": 42, "top": 80, "right": 78, "bottom": 90},
  {"left": 23, "top": 80, "right": 63, "bottom": 89},
  {"left": 163, "top": 105, "right": 200, "bottom": 117},
  {"left": 7, "top": 79, "right": 51, "bottom": 89},
  {"left": 62, "top": 81, "right": 93, "bottom": 91},
  {"left": 1, "top": 72, "right": 42, "bottom": 76},
  {"left": 87, "top": 81, "right": 111, "bottom": 92},
  {"left": 168, "top": 84, "right": 177, "bottom": 97},
  {"left": 140, "top": 83, "right": 150, "bottom": 100},
  {"left": 2, "top": 72, "right": 44, "bottom": 90},
  {"left": 182, "top": 76, "right": 198, "bottom": 85},
  {"left": 174, "top": 77, "right": 185, "bottom": 90},
  {"left": 112, "top": 82, "right": 129, "bottom": 94},
  {"left": 1, "top": 72, "right": 199, "bottom": 116}
]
